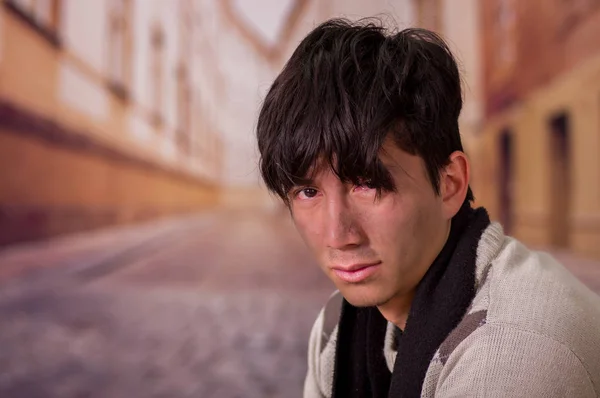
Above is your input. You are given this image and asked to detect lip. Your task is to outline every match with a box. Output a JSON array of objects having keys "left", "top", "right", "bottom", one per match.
[{"left": 332, "top": 262, "right": 381, "bottom": 283}]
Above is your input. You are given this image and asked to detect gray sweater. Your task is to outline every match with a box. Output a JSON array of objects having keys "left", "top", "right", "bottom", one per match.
[{"left": 304, "top": 223, "right": 600, "bottom": 397}]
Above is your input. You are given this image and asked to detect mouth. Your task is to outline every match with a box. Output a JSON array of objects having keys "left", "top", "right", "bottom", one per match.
[{"left": 331, "top": 262, "right": 381, "bottom": 283}]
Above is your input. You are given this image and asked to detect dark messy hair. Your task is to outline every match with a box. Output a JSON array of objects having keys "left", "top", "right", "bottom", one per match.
[{"left": 256, "top": 18, "right": 474, "bottom": 205}]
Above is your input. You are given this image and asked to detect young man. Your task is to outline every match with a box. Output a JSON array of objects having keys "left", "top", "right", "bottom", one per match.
[{"left": 256, "top": 19, "right": 600, "bottom": 398}]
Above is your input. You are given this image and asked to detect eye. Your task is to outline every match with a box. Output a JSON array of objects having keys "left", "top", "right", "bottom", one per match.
[{"left": 296, "top": 187, "right": 319, "bottom": 200}]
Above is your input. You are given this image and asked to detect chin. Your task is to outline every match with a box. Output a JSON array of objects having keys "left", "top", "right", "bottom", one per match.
[{"left": 338, "top": 284, "right": 391, "bottom": 308}]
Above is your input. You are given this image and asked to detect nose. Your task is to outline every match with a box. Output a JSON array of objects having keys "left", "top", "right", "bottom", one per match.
[{"left": 323, "top": 195, "right": 365, "bottom": 250}]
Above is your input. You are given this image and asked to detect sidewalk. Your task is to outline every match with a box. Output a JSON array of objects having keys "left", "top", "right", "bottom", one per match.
[{"left": 0, "top": 213, "right": 216, "bottom": 283}]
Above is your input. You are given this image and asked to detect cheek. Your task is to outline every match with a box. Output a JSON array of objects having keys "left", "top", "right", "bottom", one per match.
[
  {"left": 292, "top": 211, "right": 323, "bottom": 251},
  {"left": 359, "top": 196, "right": 425, "bottom": 255}
]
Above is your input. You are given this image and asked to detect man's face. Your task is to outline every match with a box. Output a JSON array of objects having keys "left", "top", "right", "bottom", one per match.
[{"left": 289, "top": 139, "right": 450, "bottom": 308}]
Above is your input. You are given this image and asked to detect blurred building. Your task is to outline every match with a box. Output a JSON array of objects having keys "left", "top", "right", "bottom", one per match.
[
  {"left": 0, "top": 0, "right": 489, "bottom": 245},
  {"left": 0, "top": 0, "right": 419, "bottom": 241},
  {"left": 474, "top": 0, "right": 600, "bottom": 260},
  {"left": 0, "top": 0, "right": 223, "bottom": 246},
  {"left": 3, "top": 0, "right": 597, "bottom": 260}
]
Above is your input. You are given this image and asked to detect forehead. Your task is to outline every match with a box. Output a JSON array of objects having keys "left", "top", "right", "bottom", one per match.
[
  {"left": 378, "top": 138, "right": 423, "bottom": 172},
  {"left": 305, "top": 138, "right": 426, "bottom": 183}
]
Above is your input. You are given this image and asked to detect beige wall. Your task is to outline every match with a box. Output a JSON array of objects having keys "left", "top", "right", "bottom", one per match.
[
  {"left": 478, "top": 54, "right": 600, "bottom": 259},
  {"left": 475, "top": 0, "right": 600, "bottom": 259},
  {"left": 0, "top": 1, "right": 221, "bottom": 245}
]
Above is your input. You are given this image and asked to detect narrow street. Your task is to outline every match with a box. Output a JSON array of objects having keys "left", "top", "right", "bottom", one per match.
[
  {"left": 0, "top": 208, "right": 333, "bottom": 398},
  {"left": 0, "top": 208, "right": 598, "bottom": 398}
]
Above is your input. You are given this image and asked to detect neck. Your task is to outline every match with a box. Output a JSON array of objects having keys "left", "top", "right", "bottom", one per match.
[{"left": 377, "top": 219, "right": 452, "bottom": 330}]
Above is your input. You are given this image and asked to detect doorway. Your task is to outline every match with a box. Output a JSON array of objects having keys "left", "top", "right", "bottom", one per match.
[
  {"left": 498, "top": 129, "right": 514, "bottom": 234},
  {"left": 548, "top": 113, "right": 571, "bottom": 248}
]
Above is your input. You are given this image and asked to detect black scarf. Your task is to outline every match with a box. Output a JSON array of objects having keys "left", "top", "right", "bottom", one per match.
[{"left": 331, "top": 203, "right": 490, "bottom": 398}]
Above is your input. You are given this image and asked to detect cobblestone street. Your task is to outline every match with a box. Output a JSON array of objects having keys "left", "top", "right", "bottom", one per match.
[
  {"left": 0, "top": 209, "right": 598, "bottom": 398},
  {"left": 0, "top": 208, "right": 333, "bottom": 398}
]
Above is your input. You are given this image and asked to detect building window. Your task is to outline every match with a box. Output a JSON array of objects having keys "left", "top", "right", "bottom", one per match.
[
  {"left": 107, "top": 0, "right": 131, "bottom": 100},
  {"left": 150, "top": 24, "right": 164, "bottom": 127},
  {"left": 4, "top": 0, "right": 61, "bottom": 46}
]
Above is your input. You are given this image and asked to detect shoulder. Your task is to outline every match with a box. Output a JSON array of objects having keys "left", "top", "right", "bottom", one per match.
[
  {"left": 434, "top": 322, "right": 598, "bottom": 397},
  {"left": 478, "top": 237, "right": 600, "bottom": 390},
  {"left": 485, "top": 237, "right": 600, "bottom": 336}
]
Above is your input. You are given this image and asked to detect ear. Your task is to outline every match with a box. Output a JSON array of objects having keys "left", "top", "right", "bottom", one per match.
[{"left": 440, "top": 151, "right": 470, "bottom": 219}]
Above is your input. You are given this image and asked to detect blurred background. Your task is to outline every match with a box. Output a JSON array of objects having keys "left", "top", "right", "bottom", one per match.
[{"left": 0, "top": 0, "right": 599, "bottom": 397}]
